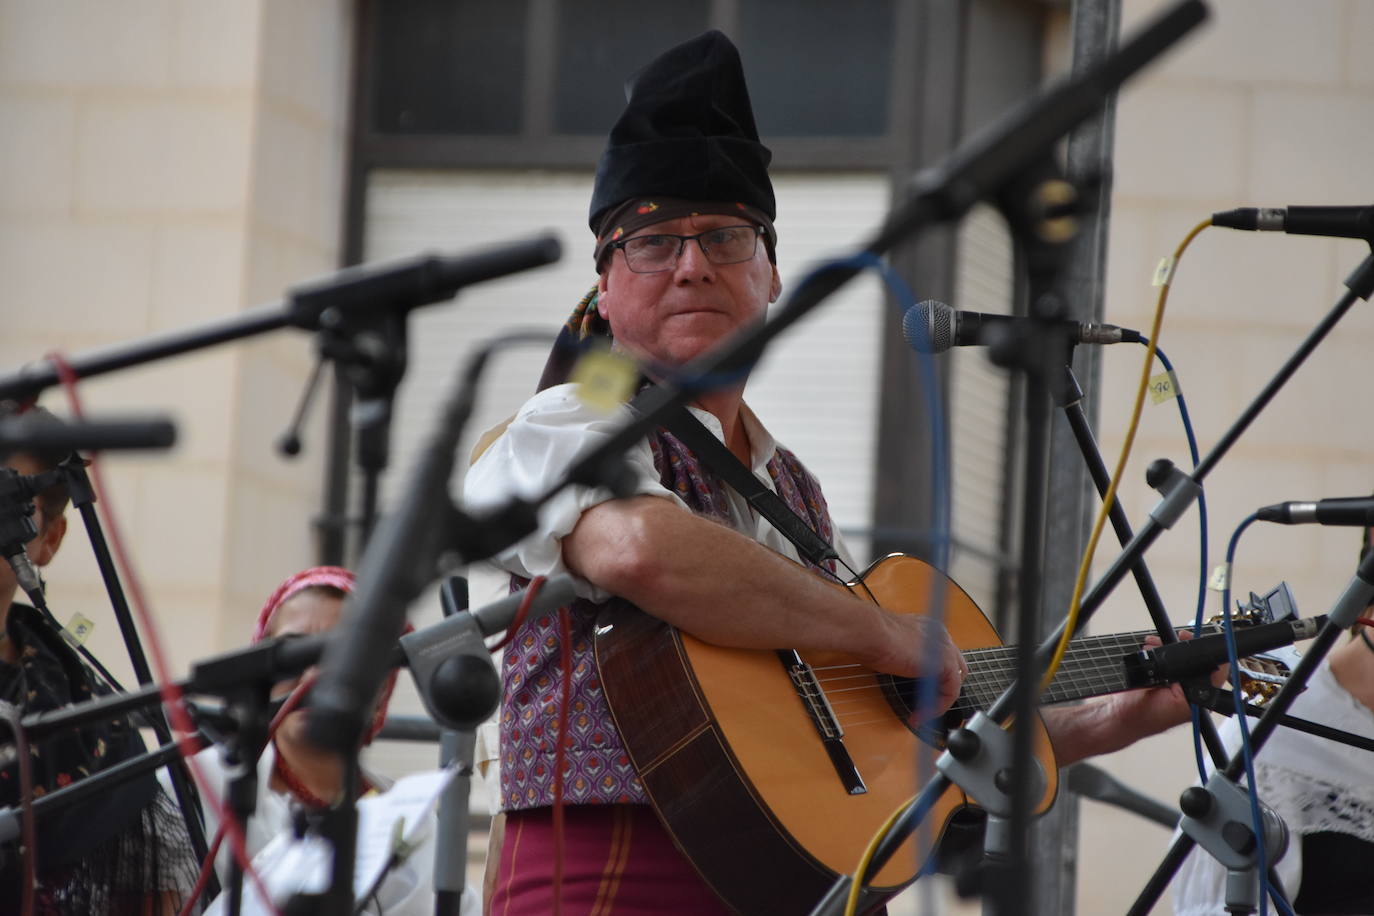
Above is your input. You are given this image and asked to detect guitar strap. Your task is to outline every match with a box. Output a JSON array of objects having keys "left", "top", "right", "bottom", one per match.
[{"left": 633, "top": 389, "right": 840, "bottom": 571}]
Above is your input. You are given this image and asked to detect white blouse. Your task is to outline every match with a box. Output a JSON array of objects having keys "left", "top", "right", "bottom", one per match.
[
  {"left": 1171, "top": 659, "right": 1374, "bottom": 914},
  {"left": 463, "top": 383, "right": 854, "bottom": 602}
]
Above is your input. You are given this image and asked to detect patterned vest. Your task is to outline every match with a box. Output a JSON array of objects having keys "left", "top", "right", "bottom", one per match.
[{"left": 497, "top": 425, "right": 839, "bottom": 811}]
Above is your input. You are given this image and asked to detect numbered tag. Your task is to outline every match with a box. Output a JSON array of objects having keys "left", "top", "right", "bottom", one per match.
[
  {"left": 1152, "top": 256, "right": 1177, "bottom": 287},
  {"left": 1208, "top": 564, "right": 1230, "bottom": 593},
  {"left": 62, "top": 613, "right": 95, "bottom": 648},
  {"left": 572, "top": 348, "right": 638, "bottom": 413},
  {"left": 1149, "top": 370, "right": 1180, "bottom": 405}
]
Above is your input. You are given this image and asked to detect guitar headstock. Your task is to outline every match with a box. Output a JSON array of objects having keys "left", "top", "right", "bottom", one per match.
[{"left": 1209, "top": 581, "right": 1301, "bottom": 708}]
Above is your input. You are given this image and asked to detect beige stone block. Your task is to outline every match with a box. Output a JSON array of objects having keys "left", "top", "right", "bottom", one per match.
[
  {"left": 258, "top": 0, "right": 349, "bottom": 125},
  {"left": 1113, "top": 82, "right": 1249, "bottom": 201},
  {"left": 242, "top": 223, "right": 339, "bottom": 314},
  {"left": 1348, "top": 2, "right": 1374, "bottom": 87},
  {"left": 1320, "top": 458, "right": 1374, "bottom": 506},
  {"left": 122, "top": 462, "right": 230, "bottom": 591},
  {"left": 171, "top": 0, "right": 262, "bottom": 90},
  {"left": 0, "top": 219, "right": 154, "bottom": 336},
  {"left": 1250, "top": 87, "right": 1374, "bottom": 202},
  {"left": 1125, "top": 0, "right": 1344, "bottom": 87},
  {"left": 221, "top": 479, "right": 317, "bottom": 616},
  {"left": 137, "top": 589, "right": 228, "bottom": 675},
  {"left": 1102, "top": 203, "right": 1158, "bottom": 322},
  {"left": 1093, "top": 327, "right": 1243, "bottom": 451},
  {"left": 70, "top": 347, "right": 238, "bottom": 466},
  {"left": 0, "top": 0, "right": 172, "bottom": 89},
  {"left": 250, "top": 105, "right": 330, "bottom": 243},
  {"left": 151, "top": 220, "right": 249, "bottom": 330},
  {"left": 229, "top": 344, "right": 324, "bottom": 488},
  {"left": 1077, "top": 727, "right": 1197, "bottom": 910},
  {"left": 1225, "top": 322, "right": 1374, "bottom": 456},
  {"left": 76, "top": 97, "right": 253, "bottom": 214},
  {"left": 0, "top": 92, "right": 77, "bottom": 213},
  {"left": 1158, "top": 226, "right": 1343, "bottom": 332}
]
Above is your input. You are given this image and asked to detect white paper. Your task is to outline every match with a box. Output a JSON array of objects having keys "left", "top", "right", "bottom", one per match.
[{"left": 207, "top": 767, "right": 455, "bottom": 916}]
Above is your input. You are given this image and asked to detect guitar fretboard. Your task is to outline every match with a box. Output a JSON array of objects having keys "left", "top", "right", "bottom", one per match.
[{"left": 950, "top": 625, "right": 1221, "bottom": 716}]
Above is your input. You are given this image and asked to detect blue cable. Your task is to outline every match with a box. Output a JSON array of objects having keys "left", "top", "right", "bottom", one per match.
[
  {"left": 796, "top": 250, "right": 950, "bottom": 895},
  {"left": 1138, "top": 341, "right": 1292, "bottom": 914},
  {"left": 1141, "top": 341, "right": 1212, "bottom": 785},
  {"left": 1221, "top": 513, "right": 1279, "bottom": 916}
]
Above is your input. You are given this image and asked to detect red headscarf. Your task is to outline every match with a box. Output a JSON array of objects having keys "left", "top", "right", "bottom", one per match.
[{"left": 253, "top": 566, "right": 407, "bottom": 745}]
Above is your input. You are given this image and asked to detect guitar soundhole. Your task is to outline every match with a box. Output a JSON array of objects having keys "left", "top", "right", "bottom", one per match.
[{"left": 880, "top": 675, "right": 970, "bottom": 748}]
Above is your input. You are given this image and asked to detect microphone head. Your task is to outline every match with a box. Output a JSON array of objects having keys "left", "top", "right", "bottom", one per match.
[{"left": 901, "top": 299, "right": 954, "bottom": 354}]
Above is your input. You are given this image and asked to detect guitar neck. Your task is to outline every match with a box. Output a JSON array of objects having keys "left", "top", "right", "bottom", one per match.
[{"left": 955, "top": 625, "right": 1221, "bottom": 713}]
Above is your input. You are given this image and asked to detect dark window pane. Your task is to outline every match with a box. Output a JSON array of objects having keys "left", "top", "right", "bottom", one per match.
[
  {"left": 739, "top": 0, "right": 894, "bottom": 137},
  {"left": 554, "top": 0, "right": 711, "bottom": 136},
  {"left": 373, "top": 0, "right": 527, "bottom": 135}
]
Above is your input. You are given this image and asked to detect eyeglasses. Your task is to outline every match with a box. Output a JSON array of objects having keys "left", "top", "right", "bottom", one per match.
[{"left": 609, "top": 225, "right": 764, "bottom": 273}]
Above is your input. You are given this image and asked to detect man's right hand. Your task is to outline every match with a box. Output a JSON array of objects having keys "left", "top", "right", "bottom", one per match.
[{"left": 863, "top": 612, "right": 966, "bottom": 716}]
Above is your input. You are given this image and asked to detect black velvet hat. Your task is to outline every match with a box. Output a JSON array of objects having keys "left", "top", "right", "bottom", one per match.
[{"left": 589, "top": 30, "right": 776, "bottom": 263}]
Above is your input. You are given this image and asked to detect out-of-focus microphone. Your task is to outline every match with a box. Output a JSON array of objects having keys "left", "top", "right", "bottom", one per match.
[
  {"left": 0, "top": 467, "right": 61, "bottom": 611},
  {"left": 0, "top": 415, "right": 176, "bottom": 452},
  {"left": 1212, "top": 206, "right": 1374, "bottom": 242},
  {"left": 1123, "top": 615, "right": 1327, "bottom": 688},
  {"left": 900, "top": 299, "right": 1141, "bottom": 354},
  {"left": 400, "top": 575, "right": 577, "bottom": 730},
  {"left": 1256, "top": 497, "right": 1374, "bottom": 526}
]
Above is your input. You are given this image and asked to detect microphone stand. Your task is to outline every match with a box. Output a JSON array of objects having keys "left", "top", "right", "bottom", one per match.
[
  {"left": 1128, "top": 564, "right": 1374, "bottom": 915},
  {"left": 1052, "top": 360, "right": 1231, "bottom": 766},
  {"left": 0, "top": 732, "right": 209, "bottom": 849},
  {"left": 305, "top": 6, "right": 1211, "bottom": 916},
  {"left": 3, "top": 632, "right": 334, "bottom": 915},
  {"left": 1108, "top": 245, "right": 1374, "bottom": 913},
  {"left": 53, "top": 453, "right": 217, "bottom": 896},
  {"left": 0, "top": 237, "right": 563, "bottom": 407},
  {"left": 838, "top": 244, "right": 1374, "bottom": 916}
]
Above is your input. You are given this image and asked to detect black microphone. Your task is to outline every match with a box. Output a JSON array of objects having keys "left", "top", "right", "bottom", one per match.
[
  {"left": 1212, "top": 206, "right": 1374, "bottom": 243},
  {"left": 0, "top": 467, "right": 60, "bottom": 611},
  {"left": 0, "top": 416, "right": 176, "bottom": 452},
  {"left": 1123, "top": 616, "right": 1327, "bottom": 689},
  {"left": 900, "top": 299, "right": 1141, "bottom": 354},
  {"left": 1256, "top": 497, "right": 1374, "bottom": 526}
]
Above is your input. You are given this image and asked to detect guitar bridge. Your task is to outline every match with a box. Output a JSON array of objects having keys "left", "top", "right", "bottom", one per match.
[{"left": 778, "top": 650, "right": 867, "bottom": 795}]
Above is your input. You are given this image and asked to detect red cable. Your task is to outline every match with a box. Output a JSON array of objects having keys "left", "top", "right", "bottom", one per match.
[
  {"left": 176, "top": 672, "right": 321, "bottom": 916},
  {"left": 488, "top": 576, "right": 547, "bottom": 653},
  {"left": 0, "top": 704, "right": 37, "bottom": 916},
  {"left": 488, "top": 577, "right": 564, "bottom": 910},
  {"left": 47, "top": 352, "right": 279, "bottom": 915},
  {"left": 176, "top": 825, "right": 227, "bottom": 916}
]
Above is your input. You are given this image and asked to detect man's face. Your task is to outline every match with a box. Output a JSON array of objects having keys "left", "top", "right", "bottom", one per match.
[{"left": 596, "top": 212, "right": 782, "bottom": 368}]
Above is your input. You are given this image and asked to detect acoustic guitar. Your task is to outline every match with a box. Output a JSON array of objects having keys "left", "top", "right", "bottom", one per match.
[{"left": 593, "top": 552, "right": 1261, "bottom": 915}]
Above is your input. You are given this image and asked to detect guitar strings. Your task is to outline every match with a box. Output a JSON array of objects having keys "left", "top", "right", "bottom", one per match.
[
  {"left": 799, "top": 625, "right": 1243, "bottom": 730},
  {"left": 807, "top": 638, "right": 1154, "bottom": 729}
]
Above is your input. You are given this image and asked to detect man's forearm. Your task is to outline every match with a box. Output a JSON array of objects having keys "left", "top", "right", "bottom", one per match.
[{"left": 563, "top": 495, "right": 895, "bottom": 661}]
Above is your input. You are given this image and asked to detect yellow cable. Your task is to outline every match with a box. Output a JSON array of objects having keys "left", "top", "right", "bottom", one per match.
[
  {"left": 1039, "top": 217, "right": 1213, "bottom": 691},
  {"left": 844, "top": 794, "right": 916, "bottom": 916},
  {"left": 846, "top": 216, "right": 1212, "bottom": 914}
]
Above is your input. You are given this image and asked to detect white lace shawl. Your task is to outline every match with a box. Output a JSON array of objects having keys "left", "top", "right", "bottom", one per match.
[{"left": 1172, "top": 660, "right": 1374, "bottom": 914}]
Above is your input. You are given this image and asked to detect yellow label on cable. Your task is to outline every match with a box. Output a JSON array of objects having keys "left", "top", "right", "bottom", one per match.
[
  {"left": 1149, "top": 371, "right": 1180, "bottom": 405},
  {"left": 571, "top": 349, "right": 638, "bottom": 413},
  {"left": 62, "top": 613, "right": 95, "bottom": 648},
  {"left": 1208, "top": 564, "right": 1230, "bottom": 592},
  {"left": 1153, "top": 256, "right": 1177, "bottom": 287}
]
